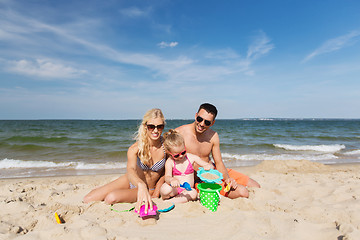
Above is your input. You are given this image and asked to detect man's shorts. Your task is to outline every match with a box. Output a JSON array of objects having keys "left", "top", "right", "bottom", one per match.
[{"left": 219, "top": 168, "right": 249, "bottom": 196}]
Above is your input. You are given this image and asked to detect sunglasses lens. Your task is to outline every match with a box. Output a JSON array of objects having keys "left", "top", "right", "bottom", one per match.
[
  {"left": 147, "top": 125, "right": 155, "bottom": 130},
  {"left": 172, "top": 149, "right": 186, "bottom": 158},
  {"left": 147, "top": 124, "right": 165, "bottom": 131},
  {"left": 196, "top": 116, "right": 211, "bottom": 126}
]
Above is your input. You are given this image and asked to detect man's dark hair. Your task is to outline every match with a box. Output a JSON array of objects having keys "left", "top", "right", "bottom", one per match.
[{"left": 198, "top": 103, "right": 218, "bottom": 119}]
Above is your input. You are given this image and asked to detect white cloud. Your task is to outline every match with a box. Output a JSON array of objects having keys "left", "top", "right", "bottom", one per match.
[
  {"left": 8, "top": 59, "right": 87, "bottom": 79},
  {"left": 0, "top": 6, "right": 273, "bottom": 86},
  {"left": 303, "top": 30, "right": 360, "bottom": 62},
  {"left": 205, "top": 49, "right": 240, "bottom": 60},
  {"left": 247, "top": 31, "right": 274, "bottom": 60},
  {"left": 119, "top": 7, "right": 150, "bottom": 18},
  {"left": 158, "top": 41, "right": 179, "bottom": 48}
]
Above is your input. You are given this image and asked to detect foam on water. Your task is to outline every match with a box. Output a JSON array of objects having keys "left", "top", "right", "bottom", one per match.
[
  {"left": 222, "top": 152, "right": 338, "bottom": 162},
  {"left": 273, "top": 144, "right": 346, "bottom": 153},
  {"left": 0, "top": 158, "right": 126, "bottom": 170},
  {"left": 343, "top": 149, "right": 360, "bottom": 155}
]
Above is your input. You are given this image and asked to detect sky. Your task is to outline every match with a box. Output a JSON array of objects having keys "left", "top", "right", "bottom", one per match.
[{"left": 1, "top": 0, "right": 360, "bottom": 119}]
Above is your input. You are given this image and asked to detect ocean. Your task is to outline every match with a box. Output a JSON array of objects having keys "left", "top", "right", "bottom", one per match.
[{"left": 1, "top": 119, "right": 360, "bottom": 179}]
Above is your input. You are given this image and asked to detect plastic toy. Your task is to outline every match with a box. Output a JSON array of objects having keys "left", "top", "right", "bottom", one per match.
[
  {"left": 110, "top": 204, "right": 135, "bottom": 213},
  {"left": 180, "top": 182, "right": 192, "bottom": 191},
  {"left": 158, "top": 203, "right": 175, "bottom": 213},
  {"left": 224, "top": 183, "right": 231, "bottom": 193},
  {"left": 197, "top": 167, "right": 223, "bottom": 184},
  {"left": 54, "top": 212, "right": 63, "bottom": 224},
  {"left": 134, "top": 204, "right": 158, "bottom": 218}
]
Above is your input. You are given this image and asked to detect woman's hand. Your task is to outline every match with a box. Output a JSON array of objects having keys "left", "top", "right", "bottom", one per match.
[{"left": 135, "top": 183, "right": 153, "bottom": 214}]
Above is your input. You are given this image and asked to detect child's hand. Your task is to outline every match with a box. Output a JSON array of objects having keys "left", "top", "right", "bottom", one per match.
[
  {"left": 170, "top": 178, "right": 180, "bottom": 188},
  {"left": 203, "top": 163, "right": 214, "bottom": 171}
]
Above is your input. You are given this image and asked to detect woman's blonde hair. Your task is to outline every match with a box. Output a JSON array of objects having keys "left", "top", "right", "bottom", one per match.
[
  {"left": 163, "top": 129, "right": 184, "bottom": 152},
  {"left": 135, "top": 108, "right": 165, "bottom": 165}
]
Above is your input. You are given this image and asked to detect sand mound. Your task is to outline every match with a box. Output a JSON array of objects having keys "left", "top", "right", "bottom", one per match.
[{"left": 255, "top": 160, "right": 330, "bottom": 173}]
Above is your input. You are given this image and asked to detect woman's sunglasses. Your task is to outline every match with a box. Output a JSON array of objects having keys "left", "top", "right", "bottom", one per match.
[
  {"left": 146, "top": 124, "right": 165, "bottom": 131},
  {"left": 170, "top": 149, "right": 187, "bottom": 158},
  {"left": 196, "top": 116, "right": 212, "bottom": 126}
]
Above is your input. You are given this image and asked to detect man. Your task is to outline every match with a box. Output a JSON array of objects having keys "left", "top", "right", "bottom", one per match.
[{"left": 176, "top": 103, "right": 260, "bottom": 198}]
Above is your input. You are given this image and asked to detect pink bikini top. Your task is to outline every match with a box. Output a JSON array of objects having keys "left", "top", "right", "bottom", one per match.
[{"left": 172, "top": 157, "right": 194, "bottom": 176}]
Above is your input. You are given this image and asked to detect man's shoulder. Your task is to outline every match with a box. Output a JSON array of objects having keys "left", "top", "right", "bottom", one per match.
[
  {"left": 175, "top": 123, "right": 193, "bottom": 133},
  {"left": 186, "top": 152, "right": 200, "bottom": 162}
]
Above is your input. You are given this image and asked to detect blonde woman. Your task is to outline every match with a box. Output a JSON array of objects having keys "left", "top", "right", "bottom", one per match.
[{"left": 83, "top": 108, "right": 166, "bottom": 213}]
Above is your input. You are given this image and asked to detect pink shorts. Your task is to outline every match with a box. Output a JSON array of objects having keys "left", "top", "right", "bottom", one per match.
[{"left": 177, "top": 187, "right": 185, "bottom": 195}]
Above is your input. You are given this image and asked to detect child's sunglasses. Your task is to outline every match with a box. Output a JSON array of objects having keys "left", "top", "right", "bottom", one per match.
[
  {"left": 170, "top": 149, "right": 187, "bottom": 158},
  {"left": 196, "top": 116, "right": 212, "bottom": 126},
  {"left": 146, "top": 124, "right": 165, "bottom": 131}
]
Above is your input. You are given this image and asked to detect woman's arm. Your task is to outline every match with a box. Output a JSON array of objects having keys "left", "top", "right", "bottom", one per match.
[
  {"left": 126, "top": 143, "right": 153, "bottom": 212},
  {"left": 151, "top": 174, "right": 165, "bottom": 198}
]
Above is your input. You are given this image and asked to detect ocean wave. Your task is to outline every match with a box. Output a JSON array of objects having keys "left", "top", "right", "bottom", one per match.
[
  {"left": 5, "top": 135, "right": 71, "bottom": 143},
  {"left": 343, "top": 149, "right": 360, "bottom": 155},
  {"left": 0, "top": 158, "right": 126, "bottom": 170},
  {"left": 273, "top": 144, "right": 345, "bottom": 153},
  {"left": 222, "top": 152, "right": 337, "bottom": 161}
]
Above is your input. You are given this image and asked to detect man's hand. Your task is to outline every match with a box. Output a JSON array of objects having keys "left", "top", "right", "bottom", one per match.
[{"left": 225, "top": 177, "right": 238, "bottom": 190}]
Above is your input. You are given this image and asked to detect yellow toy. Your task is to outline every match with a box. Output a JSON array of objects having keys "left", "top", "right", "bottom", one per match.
[
  {"left": 224, "top": 183, "right": 231, "bottom": 193},
  {"left": 55, "top": 212, "right": 63, "bottom": 224}
]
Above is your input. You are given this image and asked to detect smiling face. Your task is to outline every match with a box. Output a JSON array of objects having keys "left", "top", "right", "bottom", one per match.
[
  {"left": 145, "top": 117, "right": 165, "bottom": 141},
  {"left": 195, "top": 109, "right": 215, "bottom": 134}
]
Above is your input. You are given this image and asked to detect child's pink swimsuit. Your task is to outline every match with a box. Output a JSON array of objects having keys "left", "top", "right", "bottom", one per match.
[
  {"left": 172, "top": 157, "right": 194, "bottom": 176},
  {"left": 172, "top": 157, "right": 194, "bottom": 194}
]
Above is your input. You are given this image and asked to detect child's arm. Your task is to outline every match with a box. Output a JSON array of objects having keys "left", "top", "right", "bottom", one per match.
[
  {"left": 188, "top": 153, "right": 214, "bottom": 170},
  {"left": 164, "top": 158, "right": 180, "bottom": 187}
]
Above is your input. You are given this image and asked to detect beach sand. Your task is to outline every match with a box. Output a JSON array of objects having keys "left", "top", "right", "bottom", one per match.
[{"left": 1, "top": 160, "right": 359, "bottom": 240}]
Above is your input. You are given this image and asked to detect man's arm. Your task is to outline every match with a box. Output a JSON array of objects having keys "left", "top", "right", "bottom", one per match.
[
  {"left": 211, "top": 133, "right": 238, "bottom": 189},
  {"left": 211, "top": 133, "right": 229, "bottom": 179}
]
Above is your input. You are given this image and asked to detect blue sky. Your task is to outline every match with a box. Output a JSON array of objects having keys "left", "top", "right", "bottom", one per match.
[{"left": 1, "top": 0, "right": 360, "bottom": 119}]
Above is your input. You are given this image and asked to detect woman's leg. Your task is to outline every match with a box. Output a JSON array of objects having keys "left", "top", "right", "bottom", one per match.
[
  {"left": 104, "top": 188, "right": 138, "bottom": 204},
  {"left": 83, "top": 174, "right": 131, "bottom": 203}
]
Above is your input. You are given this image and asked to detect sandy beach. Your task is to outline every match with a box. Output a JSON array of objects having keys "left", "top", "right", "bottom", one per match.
[{"left": 1, "top": 160, "right": 359, "bottom": 240}]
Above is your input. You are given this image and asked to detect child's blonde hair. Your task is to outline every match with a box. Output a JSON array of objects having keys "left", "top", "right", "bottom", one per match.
[
  {"left": 163, "top": 129, "right": 184, "bottom": 152},
  {"left": 135, "top": 108, "right": 165, "bottom": 165}
]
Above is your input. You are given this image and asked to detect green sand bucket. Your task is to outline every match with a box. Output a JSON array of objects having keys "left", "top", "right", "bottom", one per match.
[{"left": 198, "top": 183, "right": 222, "bottom": 212}]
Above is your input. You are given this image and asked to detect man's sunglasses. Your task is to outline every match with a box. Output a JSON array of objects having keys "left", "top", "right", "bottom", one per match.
[
  {"left": 146, "top": 124, "right": 165, "bottom": 131},
  {"left": 170, "top": 149, "right": 186, "bottom": 158},
  {"left": 196, "top": 116, "right": 212, "bottom": 126}
]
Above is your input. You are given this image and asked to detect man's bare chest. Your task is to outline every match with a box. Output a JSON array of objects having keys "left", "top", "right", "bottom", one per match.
[{"left": 185, "top": 137, "right": 212, "bottom": 158}]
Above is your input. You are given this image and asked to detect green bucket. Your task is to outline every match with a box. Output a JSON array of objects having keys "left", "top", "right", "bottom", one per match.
[{"left": 197, "top": 183, "right": 222, "bottom": 212}]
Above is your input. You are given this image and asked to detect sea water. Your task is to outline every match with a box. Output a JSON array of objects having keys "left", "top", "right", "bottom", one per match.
[{"left": 1, "top": 119, "right": 359, "bottom": 178}]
